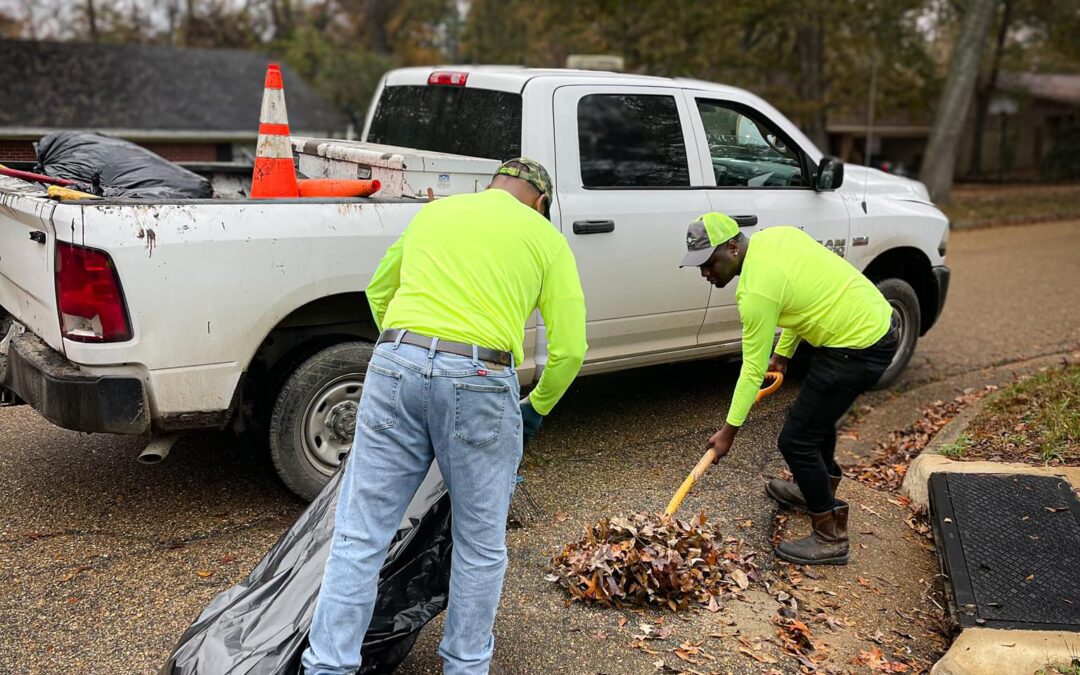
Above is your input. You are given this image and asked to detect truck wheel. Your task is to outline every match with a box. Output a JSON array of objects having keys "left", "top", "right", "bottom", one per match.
[
  {"left": 269, "top": 341, "right": 371, "bottom": 501},
  {"left": 873, "top": 278, "right": 921, "bottom": 390}
]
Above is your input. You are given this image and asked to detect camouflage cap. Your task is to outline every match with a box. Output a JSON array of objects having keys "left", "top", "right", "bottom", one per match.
[
  {"left": 679, "top": 212, "right": 740, "bottom": 267},
  {"left": 495, "top": 157, "right": 553, "bottom": 218}
]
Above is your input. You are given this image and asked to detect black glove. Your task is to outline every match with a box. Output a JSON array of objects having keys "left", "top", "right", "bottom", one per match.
[{"left": 520, "top": 399, "right": 544, "bottom": 446}]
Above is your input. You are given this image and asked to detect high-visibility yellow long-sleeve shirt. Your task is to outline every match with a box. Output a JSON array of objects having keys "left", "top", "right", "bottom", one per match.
[
  {"left": 366, "top": 188, "right": 588, "bottom": 415},
  {"left": 728, "top": 226, "right": 891, "bottom": 426}
]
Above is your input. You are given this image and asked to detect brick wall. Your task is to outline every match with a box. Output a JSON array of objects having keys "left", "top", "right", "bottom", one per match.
[
  {"left": 0, "top": 140, "right": 36, "bottom": 162},
  {"left": 142, "top": 143, "right": 218, "bottom": 162}
]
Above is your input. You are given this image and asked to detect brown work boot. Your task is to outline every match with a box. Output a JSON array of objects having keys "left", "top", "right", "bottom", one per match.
[
  {"left": 765, "top": 474, "right": 842, "bottom": 512},
  {"left": 775, "top": 500, "right": 849, "bottom": 565}
]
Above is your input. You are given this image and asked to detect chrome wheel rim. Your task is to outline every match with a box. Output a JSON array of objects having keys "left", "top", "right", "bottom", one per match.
[{"left": 302, "top": 376, "right": 362, "bottom": 475}]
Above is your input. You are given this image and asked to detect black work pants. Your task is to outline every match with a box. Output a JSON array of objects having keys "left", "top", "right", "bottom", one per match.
[{"left": 778, "top": 319, "right": 899, "bottom": 513}]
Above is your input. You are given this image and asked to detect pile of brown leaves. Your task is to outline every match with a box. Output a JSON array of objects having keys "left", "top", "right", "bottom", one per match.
[
  {"left": 547, "top": 511, "right": 759, "bottom": 611},
  {"left": 848, "top": 387, "right": 996, "bottom": 491}
]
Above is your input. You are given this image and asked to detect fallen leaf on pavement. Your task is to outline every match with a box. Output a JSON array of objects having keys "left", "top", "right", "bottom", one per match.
[
  {"left": 59, "top": 565, "right": 92, "bottom": 583},
  {"left": 554, "top": 512, "right": 568, "bottom": 523},
  {"left": 738, "top": 646, "right": 779, "bottom": 664},
  {"left": 196, "top": 570, "right": 214, "bottom": 578}
]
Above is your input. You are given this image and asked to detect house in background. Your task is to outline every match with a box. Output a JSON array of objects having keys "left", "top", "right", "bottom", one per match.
[
  {"left": 0, "top": 40, "right": 346, "bottom": 165},
  {"left": 825, "top": 71, "right": 1080, "bottom": 181}
]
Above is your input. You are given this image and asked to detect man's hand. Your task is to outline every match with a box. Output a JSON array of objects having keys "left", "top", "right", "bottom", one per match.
[
  {"left": 768, "top": 353, "right": 789, "bottom": 375},
  {"left": 520, "top": 398, "right": 544, "bottom": 447},
  {"left": 705, "top": 423, "right": 740, "bottom": 462}
]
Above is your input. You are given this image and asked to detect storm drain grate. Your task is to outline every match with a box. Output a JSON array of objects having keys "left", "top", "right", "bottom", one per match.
[{"left": 929, "top": 473, "right": 1080, "bottom": 630}]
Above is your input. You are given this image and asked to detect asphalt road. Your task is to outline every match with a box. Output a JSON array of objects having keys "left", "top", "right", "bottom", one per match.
[{"left": 1, "top": 220, "right": 1078, "bottom": 673}]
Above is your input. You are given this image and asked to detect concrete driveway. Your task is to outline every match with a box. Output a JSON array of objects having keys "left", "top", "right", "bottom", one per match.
[{"left": 1, "top": 220, "right": 1078, "bottom": 673}]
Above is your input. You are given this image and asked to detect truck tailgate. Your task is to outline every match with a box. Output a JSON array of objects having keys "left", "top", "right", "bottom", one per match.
[{"left": 0, "top": 179, "right": 63, "bottom": 350}]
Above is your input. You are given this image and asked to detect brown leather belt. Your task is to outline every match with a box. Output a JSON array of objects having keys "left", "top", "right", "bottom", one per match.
[{"left": 376, "top": 329, "right": 513, "bottom": 367}]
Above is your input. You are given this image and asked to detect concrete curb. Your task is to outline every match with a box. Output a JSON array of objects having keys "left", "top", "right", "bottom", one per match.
[
  {"left": 900, "top": 392, "right": 1079, "bottom": 511},
  {"left": 898, "top": 391, "right": 1080, "bottom": 674},
  {"left": 930, "top": 628, "right": 1080, "bottom": 675}
]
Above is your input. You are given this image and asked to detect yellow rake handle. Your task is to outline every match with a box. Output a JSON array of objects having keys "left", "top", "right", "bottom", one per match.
[{"left": 664, "top": 371, "right": 784, "bottom": 516}]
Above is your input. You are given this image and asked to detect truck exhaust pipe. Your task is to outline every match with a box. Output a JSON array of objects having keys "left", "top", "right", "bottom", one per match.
[{"left": 138, "top": 434, "right": 181, "bottom": 464}]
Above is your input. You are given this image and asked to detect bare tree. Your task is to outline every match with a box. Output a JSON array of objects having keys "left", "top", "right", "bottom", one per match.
[
  {"left": 919, "top": 0, "right": 999, "bottom": 202},
  {"left": 85, "top": 0, "right": 97, "bottom": 41},
  {"left": 796, "top": 13, "right": 829, "bottom": 152},
  {"left": 969, "top": 0, "right": 1011, "bottom": 178}
]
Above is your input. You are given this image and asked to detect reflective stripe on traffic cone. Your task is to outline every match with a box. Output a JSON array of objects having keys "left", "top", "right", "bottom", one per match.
[{"left": 250, "top": 63, "right": 299, "bottom": 199}]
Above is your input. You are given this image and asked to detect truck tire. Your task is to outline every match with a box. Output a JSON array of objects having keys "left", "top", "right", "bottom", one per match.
[
  {"left": 269, "top": 341, "right": 371, "bottom": 501},
  {"left": 873, "top": 278, "right": 921, "bottom": 390}
]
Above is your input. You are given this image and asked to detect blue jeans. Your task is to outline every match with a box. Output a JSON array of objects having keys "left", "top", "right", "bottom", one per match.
[{"left": 302, "top": 339, "right": 523, "bottom": 675}]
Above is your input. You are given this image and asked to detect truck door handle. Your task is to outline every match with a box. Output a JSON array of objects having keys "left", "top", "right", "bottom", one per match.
[
  {"left": 732, "top": 215, "right": 758, "bottom": 227},
  {"left": 29, "top": 231, "right": 46, "bottom": 244},
  {"left": 573, "top": 219, "right": 615, "bottom": 235}
]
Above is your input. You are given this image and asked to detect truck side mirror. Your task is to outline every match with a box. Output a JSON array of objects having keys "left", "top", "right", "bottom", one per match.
[{"left": 815, "top": 156, "right": 844, "bottom": 191}]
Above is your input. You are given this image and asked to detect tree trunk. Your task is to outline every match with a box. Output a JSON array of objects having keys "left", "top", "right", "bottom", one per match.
[
  {"left": 919, "top": 0, "right": 998, "bottom": 203},
  {"left": 184, "top": 0, "right": 196, "bottom": 46},
  {"left": 365, "top": 0, "right": 390, "bottom": 56},
  {"left": 969, "top": 0, "right": 1011, "bottom": 178},
  {"left": 85, "top": 0, "right": 97, "bottom": 41},
  {"left": 796, "top": 14, "right": 829, "bottom": 152}
]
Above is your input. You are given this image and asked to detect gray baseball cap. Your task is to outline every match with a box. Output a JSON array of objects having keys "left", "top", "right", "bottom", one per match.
[{"left": 679, "top": 212, "right": 740, "bottom": 267}]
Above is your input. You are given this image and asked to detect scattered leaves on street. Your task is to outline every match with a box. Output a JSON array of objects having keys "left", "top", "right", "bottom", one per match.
[
  {"left": 848, "top": 388, "right": 995, "bottom": 491},
  {"left": 548, "top": 511, "right": 759, "bottom": 611}
]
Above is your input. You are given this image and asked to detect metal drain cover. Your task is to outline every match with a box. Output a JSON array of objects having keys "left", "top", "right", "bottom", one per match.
[{"left": 929, "top": 473, "right": 1080, "bottom": 630}]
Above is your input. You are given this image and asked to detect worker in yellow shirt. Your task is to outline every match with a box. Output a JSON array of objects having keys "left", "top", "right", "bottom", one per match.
[
  {"left": 304, "top": 159, "right": 587, "bottom": 674},
  {"left": 680, "top": 213, "right": 897, "bottom": 566}
]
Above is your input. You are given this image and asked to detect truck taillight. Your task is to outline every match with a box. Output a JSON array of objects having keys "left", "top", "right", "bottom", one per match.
[
  {"left": 428, "top": 71, "right": 468, "bottom": 86},
  {"left": 55, "top": 242, "right": 132, "bottom": 342}
]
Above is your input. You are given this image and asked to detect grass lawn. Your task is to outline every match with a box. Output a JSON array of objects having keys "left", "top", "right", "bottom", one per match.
[
  {"left": 948, "top": 363, "right": 1080, "bottom": 466},
  {"left": 943, "top": 182, "right": 1080, "bottom": 229}
]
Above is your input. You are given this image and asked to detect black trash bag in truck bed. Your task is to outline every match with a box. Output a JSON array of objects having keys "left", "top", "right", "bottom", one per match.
[
  {"left": 161, "top": 462, "right": 452, "bottom": 674},
  {"left": 36, "top": 131, "right": 213, "bottom": 199}
]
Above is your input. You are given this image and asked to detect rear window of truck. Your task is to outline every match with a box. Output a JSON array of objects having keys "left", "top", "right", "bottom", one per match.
[{"left": 367, "top": 85, "right": 523, "bottom": 161}]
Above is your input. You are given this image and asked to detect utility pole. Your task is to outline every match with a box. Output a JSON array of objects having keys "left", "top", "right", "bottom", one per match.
[{"left": 865, "top": 56, "right": 878, "bottom": 168}]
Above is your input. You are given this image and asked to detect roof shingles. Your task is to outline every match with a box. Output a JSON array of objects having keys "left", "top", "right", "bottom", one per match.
[{"left": 0, "top": 39, "right": 346, "bottom": 135}]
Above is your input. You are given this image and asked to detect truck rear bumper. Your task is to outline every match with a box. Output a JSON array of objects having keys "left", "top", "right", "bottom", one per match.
[{"left": 0, "top": 329, "right": 149, "bottom": 434}]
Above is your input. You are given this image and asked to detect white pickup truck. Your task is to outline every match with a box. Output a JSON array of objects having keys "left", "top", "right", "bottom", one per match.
[{"left": 0, "top": 66, "right": 950, "bottom": 500}]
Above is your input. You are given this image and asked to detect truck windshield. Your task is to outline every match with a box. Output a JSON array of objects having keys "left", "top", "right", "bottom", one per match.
[{"left": 367, "top": 85, "right": 523, "bottom": 160}]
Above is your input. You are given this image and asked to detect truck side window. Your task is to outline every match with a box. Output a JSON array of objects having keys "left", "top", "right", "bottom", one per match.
[
  {"left": 578, "top": 94, "right": 690, "bottom": 188},
  {"left": 696, "top": 100, "right": 807, "bottom": 188}
]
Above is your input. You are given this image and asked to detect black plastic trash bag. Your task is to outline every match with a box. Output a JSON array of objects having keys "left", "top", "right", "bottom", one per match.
[
  {"left": 161, "top": 462, "right": 452, "bottom": 674},
  {"left": 36, "top": 131, "right": 213, "bottom": 199}
]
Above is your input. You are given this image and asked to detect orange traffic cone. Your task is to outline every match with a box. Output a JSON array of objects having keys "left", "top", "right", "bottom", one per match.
[{"left": 250, "top": 63, "right": 299, "bottom": 199}]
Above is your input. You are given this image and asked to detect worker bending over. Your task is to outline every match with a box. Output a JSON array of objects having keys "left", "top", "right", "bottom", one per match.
[{"left": 681, "top": 213, "right": 897, "bottom": 565}]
